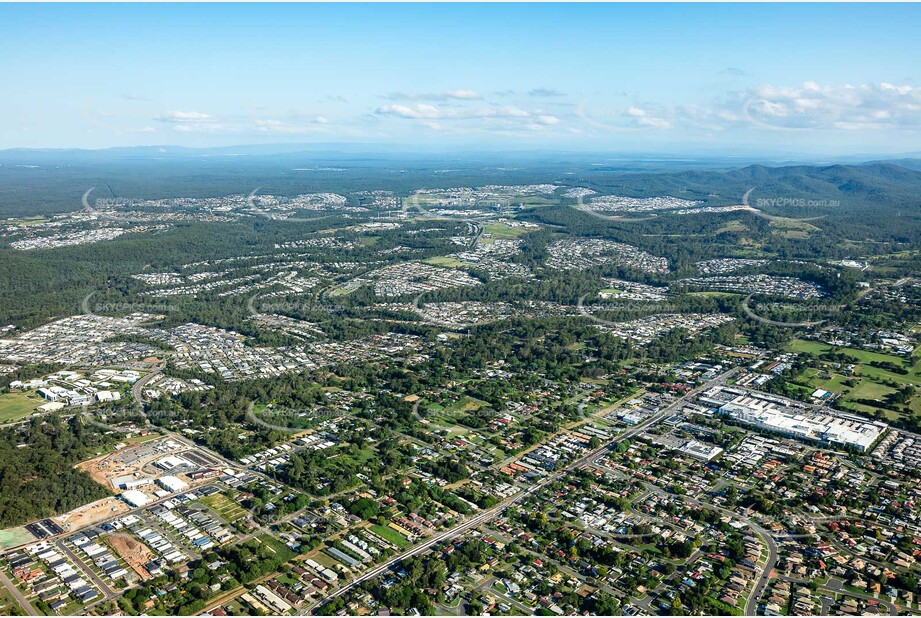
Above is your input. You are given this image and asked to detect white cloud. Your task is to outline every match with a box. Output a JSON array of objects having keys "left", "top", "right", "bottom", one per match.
[
  {"left": 740, "top": 81, "right": 921, "bottom": 131},
  {"left": 579, "top": 81, "right": 921, "bottom": 135},
  {"left": 376, "top": 103, "right": 535, "bottom": 121},
  {"left": 529, "top": 88, "right": 565, "bottom": 97},
  {"left": 445, "top": 89, "right": 481, "bottom": 100},
  {"left": 384, "top": 90, "right": 483, "bottom": 102},
  {"left": 151, "top": 110, "right": 331, "bottom": 135},
  {"left": 637, "top": 116, "right": 671, "bottom": 129},
  {"left": 155, "top": 111, "right": 214, "bottom": 123},
  {"left": 377, "top": 103, "right": 440, "bottom": 119},
  {"left": 254, "top": 119, "right": 326, "bottom": 134},
  {"left": 374, "top": 101, "right": 569, "bottom": 135},
  {"left": 577, "top": 104, "right": 671, "bottom": 131}
]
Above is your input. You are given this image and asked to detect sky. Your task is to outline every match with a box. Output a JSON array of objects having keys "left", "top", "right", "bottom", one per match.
[{"left": 2, "top": 3, "right": 920, "bottom": 156}]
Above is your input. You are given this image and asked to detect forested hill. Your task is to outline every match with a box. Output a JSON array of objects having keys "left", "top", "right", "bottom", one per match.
[
  {"left": 569, "top": 162, "right": 921, "bottom": 217},
  {"left": 869, "top": 158, "right": 921, "bottom": 172}
]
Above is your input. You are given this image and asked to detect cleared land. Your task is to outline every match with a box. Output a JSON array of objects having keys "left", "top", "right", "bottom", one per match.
[
  {"left": 0, "top": 526, "right": 36, "bottom": 551},
  {"left": 107, "top": 533, "right": 154, "bottom": 580},
  {"left": 52, "top": 496, "right": 127, "bottom": 531},
  {"left": 423, "top": 256, "right": 466, "bottom": 268}
]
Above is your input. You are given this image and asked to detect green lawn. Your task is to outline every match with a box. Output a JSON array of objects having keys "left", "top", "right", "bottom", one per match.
[
  {"left": 444, "top": 396, "right": 488, "bottom": 414},
  {"left": 255, "top": 533, "right": 295, "bottom": 560},
  {"left": 786, "top": 339, "right": 834, "bottom": 356},
  {"left": 0, "top": 391, "right": 42, "bottom": 423},
  {"left": 370, "top": 524, "right": 411, "bottom": 549},
  {"left": 200, "top": 493, "right": 248, "bottom": 523},
  {"left": 788, "top": 338, "right": 921, "bottom": 421},
  {"left": 847, "top": 380, "right": 895, "bottom": 400},
  {"left": 787, "top": 338, "right": 913, "bottom": 369},
  {"left": 715, "top": 220, "right": 749, "bottom": 234},
  {"left": 423, "top": 256, "right": 466, "bottom": 268},
  {"left": 484, "top": 223, "right": 530, "bottom": 239},
  {"left": 6, "top": 216, "right": 49, "bottom": 227}
]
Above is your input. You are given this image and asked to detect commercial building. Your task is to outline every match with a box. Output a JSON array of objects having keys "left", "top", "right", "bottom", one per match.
[
  {"left": 157, "top": 475, "right": 189, "bottom": 493},
  {"left": 717, "top": 390, "right": 887, "bottom": 452},
  {"left": 121, "top": 490, "right": 151, "bottom": 508}
]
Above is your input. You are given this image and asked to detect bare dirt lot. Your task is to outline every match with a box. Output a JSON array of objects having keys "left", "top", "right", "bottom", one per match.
[
  {"left": 78, "top": 453, "right": 125, "bottom": 487},
  {"left": 107, "top": 533, "right": 154, "bottom": 580},
  {"left": 52, "top": 497, "right": 129, "bottom": 532}
]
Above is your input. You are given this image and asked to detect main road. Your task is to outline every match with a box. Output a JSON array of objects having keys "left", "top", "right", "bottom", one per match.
[{"left": 306, "top": 367, "right": 742, "bottom": 613}]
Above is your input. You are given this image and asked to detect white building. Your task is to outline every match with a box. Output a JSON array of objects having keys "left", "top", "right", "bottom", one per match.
[
  {"left": 96, "top": 390, "right": 122, "bottom": 403},
  {"left": 121, "top": 490, "right": 151, "bottom": 507},
  {"left": 156, "top": 475, "right": 189, "bottom": 493},
  {"left": 720, "top": 392, "right": 887, "bottom": 452}
]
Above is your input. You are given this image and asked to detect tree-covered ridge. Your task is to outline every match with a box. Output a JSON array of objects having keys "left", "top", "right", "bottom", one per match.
[{"left": 0, "top": 416, "right": 115, "bottom": 527}]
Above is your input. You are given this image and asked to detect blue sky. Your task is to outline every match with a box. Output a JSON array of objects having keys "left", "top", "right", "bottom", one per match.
[{"left": 2, "top": 3, "right": 920, "bottom": 155}]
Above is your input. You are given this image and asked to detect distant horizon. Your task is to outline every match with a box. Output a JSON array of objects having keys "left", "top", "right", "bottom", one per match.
[{"left": 1, "top": 141, "right": 920, "bottom": 165}]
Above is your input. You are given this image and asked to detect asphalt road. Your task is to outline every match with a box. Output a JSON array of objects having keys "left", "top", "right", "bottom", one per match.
[
  {"left": 131, "top": 362, "right": 165, "bottom": 407},
  {"left": 306, "top": 367, "right": 741, "bottom": 614},
  {"left": 56, "top": 540, "right": 116, "bottom": 601},
  {"left": 641, "top": 484, "right": 778, "bottom": 616},
  {"left": 0, "top": 567, "right": 38, "bottom": 616}
]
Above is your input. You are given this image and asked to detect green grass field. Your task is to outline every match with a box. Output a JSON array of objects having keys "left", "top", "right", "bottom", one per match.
[
  {"left": 788, "top": 338, "right": 921, "bottom": 420},
  {"left": 799, "top": 368, "right": 849, "bottom": 393},
  {"left": 423, "top": 256, "right": 466, "bottom": 268},
  {"left": 715, "top": 220, "right": 749, "bottom": 234},
  {"left": 787, "top": 339, "right": 914, "bottom": 369},
  {"left": 6, "top": 216, "right": 49, "bottom": 227},
  {"left": 311, "top": 551, "right": 341, "bottom": 569},
  {"left": 200, "top": 493, "right": 248, "bottom": 523},
  {"left": 426, "top": 395, "right": 490, "bottom": 428},
  {"left": 370, "top": 524, "right": 411, "bottom": 549},
  {"left": 0, "top": 391, "right": 42, "bottom": 423},
  {"left": 483, "top": 223, "right": 530, "bottom": 239},
  {"left": 255, "top": 533, "right": 295, "bottom": 560}
]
